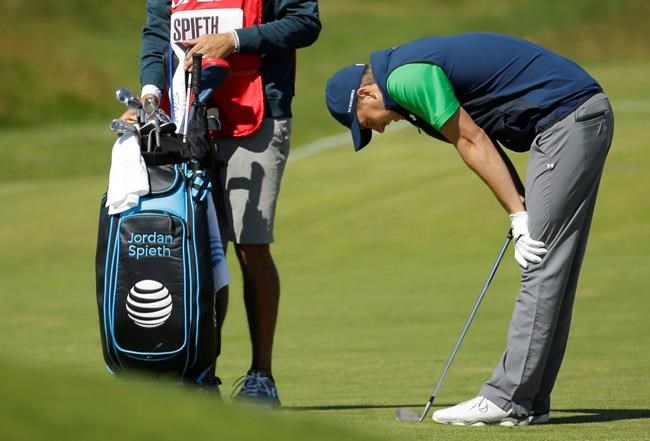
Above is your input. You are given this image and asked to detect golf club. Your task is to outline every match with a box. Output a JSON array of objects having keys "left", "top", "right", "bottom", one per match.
[
  {"left": 184, "top": 59, "right": 230, "bottom": 135},
  {"left": 115, "top": 88, "right": 144, "bottom": 124},
  {"left": 159, "top": 121, "right": 177, "bottom": 135},
  {"left": 182, "top": 53, "right": 203, "bottom": 142},
  {"left": 142, "top": 96, "right": 162, "bottom": 150},
  {"left": 181, "top": 72, "right": 193, "bottom": 141},
  {"left": 109, "top": 118, "right": 139, "bottom": 136},
  {"left": 394, "top": 231, "right": 513, "bottom": 422},
  {"left": 115, "top": 87, "right": 135, "bottom": 104},
  {"left": 115, "top": 88, "right": 142, "bottom": 110},
  {"left": 143, "top": 95, "right": 158, "bottom": 118}
]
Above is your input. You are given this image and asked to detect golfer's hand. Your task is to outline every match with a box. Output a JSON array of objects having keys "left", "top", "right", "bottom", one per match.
[
  {"left": 184, "top": 33, "right": 236, "bottom": 70},
  {"left": 509, "top": 211, "right": 547, "bottom": 269}
]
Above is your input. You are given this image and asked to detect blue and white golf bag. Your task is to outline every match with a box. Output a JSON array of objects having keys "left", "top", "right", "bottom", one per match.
[{"left": 95, "top": 138, "right": 225, "bottom": 385}]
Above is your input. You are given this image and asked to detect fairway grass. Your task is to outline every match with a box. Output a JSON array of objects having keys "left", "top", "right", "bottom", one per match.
[{"left": 1, "top": 69, "right": 649, "bottom": 440}]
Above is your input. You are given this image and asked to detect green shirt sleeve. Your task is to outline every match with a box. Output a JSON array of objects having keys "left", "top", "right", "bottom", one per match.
[{"left": 386, "top": 63, "right": 460, "bottom": 131}]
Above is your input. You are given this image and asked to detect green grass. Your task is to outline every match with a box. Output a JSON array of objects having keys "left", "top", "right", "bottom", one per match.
[
  {"left": 1, "top": 1, "right": 650, "bottom": 439},
  {"left": 0, "top": 359, "right": 388, "bottom": 441},
  {"left": 1, "top": 61, "right": 649, "bottom": 440}
]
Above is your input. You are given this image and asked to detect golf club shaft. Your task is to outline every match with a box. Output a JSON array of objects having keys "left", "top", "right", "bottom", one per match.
[
  {"left": 182, "top": 72, "right": 192, "bottom": 140},
  {"left": 418, "top": 231, "right": 512, "bottom": 421}
]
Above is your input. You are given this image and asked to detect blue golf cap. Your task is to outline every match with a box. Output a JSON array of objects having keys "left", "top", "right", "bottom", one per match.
[{"left": 325, "top": 63, "right": 372, "bottom": 151}]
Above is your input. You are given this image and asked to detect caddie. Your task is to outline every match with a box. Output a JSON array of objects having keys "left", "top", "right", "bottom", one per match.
[
  {"left": 131, "top": 0, "right": 321, "bottom": 406},
  {"left": 325, "top": 32, "right": 614, "bottom": 426}
]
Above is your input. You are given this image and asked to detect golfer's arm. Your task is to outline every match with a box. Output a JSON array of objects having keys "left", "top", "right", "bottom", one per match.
[
  {"left": 493, "top": 140, "right": 526, "bottom": 204},
  {"left": 439, "top": 108, "right": 525, "bottom": 215}
]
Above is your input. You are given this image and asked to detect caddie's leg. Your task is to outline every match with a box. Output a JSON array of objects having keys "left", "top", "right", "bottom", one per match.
[
  {"left": 235, "top": 243, "right": 280, "bottom": 374},
  {"left": 215, "top": 118, "right": 291, "bottom": 381},
  {"left": 480, "top": 94, "right": 613, "bottom": 416}
]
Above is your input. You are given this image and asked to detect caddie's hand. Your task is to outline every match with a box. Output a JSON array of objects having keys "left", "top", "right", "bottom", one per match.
[
  {"left": 119, "top": 108, "right": 137, "bottom": 123},
  {"left": 509, "top": 211, "right": 547, "bottom": 269},
  {"left": 183, "top": 33, "right": 236, "bottom": 70}
]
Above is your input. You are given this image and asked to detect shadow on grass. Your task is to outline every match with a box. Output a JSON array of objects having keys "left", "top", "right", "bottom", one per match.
[
  {"left": 286, "top": 404, "right": 451, "bottom": 411},
  {"left": 550, "top": 408, "right": 650, "bottom": 425},
  {"left": 287, "top": 405, "right": 650, "bottom": 425}
]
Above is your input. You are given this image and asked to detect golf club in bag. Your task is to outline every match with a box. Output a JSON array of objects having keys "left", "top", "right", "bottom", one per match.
[
  {"left": 395, "top": 231, "right": 512, "bottom": 422},
  {"left": 96, "top": 54, "right": 229, "bottom": 386}
]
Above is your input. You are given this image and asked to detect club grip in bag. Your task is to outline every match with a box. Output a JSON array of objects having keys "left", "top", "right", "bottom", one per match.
[{"left": 192, "top": 54, "right": 203, "bottom": 96}]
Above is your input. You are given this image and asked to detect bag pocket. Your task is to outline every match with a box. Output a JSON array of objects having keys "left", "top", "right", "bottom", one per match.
[{"left": 110, "top": 212, "right": 189, "bottom": 359}]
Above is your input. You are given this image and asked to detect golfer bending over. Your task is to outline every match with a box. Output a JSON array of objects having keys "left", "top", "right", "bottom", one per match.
[{"left": 325, "top": 32, "right": 614, "bottom": 426}]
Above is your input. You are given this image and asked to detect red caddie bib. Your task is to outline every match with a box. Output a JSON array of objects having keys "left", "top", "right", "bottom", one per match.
[{"left": 169, "top": 0, "right": 264, "bottom": 138}]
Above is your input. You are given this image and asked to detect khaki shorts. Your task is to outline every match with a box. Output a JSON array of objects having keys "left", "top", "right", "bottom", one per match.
[{"left": 210, "top": 118, "right": 291, "bottom": 244}]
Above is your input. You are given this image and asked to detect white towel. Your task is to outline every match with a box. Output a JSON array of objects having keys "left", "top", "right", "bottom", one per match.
[{"left": 106, "top": 133, "right": 150, "bottom": 215}]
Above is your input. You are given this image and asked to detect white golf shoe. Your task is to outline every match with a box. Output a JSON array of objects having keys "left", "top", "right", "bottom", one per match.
[{"left": 432, "top": 396, "right": 528, "bottom": 426}]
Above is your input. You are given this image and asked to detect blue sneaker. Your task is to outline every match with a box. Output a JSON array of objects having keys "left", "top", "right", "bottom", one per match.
[{"left": 232, "top": 370, "right": 281, "bottom": 407}]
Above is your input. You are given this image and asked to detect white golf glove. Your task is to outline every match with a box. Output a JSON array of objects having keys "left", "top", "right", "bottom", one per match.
[{"left": 509, "top": 211, "right": 547, "bottom": 269}]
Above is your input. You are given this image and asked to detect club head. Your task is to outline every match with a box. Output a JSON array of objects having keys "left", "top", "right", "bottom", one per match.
[
  {"left": 109, "top": 119, "right": 138, "bottom": 135},
  {"left": 155, "top": 108, "right": 171, "bottom": 124},
  {"left": 139, "top": 120, "right": 156, "bottom": 136},
  {"left": 394, "top": 408, "right": 423, "bottom": 422},
  {"left": 115, "top": 88, "right": 135, "bottom": 104},
  {"left": 159, "top": 121, "right": 177, "bottom": 135},
  {"left": 126, "top": 96, "right": 143, "bottom": 110},
  {"left": 143, "top": 96, "right": 159, "bottom": 117}
]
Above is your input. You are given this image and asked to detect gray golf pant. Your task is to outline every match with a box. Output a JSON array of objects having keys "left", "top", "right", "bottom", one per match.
[{"left": 480, "top": 93, "right": 614, "bottom": 416}]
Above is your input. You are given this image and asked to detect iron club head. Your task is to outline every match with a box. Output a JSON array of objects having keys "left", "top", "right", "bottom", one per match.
[
  {"left": 115, "top": 88, "right": 134, "bottom": 104},
  {"left": 394, "top": 408, "right": 425, "bottom": 422},
  {"left": 109, "top": 119, "right": 139, "bottom": 135},
  {"left": 143, "top": 95, "right": 158, "bottom": 117},
  {"left": 159, "top": 121, "right": 177, "bottom": 135},
  {"left": 115, "top": 88, "right": 143, "bottom": 111}
]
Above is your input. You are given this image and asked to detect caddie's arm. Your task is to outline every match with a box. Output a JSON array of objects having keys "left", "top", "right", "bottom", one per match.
[
  {"left": 183, "top": 0, "right": 321, "bottom": 69},
  {"left": 235, "top": 0, "right": 321, "bottom": 53},
  {"left": 141, "top": 0, "right": 171, "bottom": 97},
  {"left": 117, "top": 0, "right": 170, "bottom": 121}
]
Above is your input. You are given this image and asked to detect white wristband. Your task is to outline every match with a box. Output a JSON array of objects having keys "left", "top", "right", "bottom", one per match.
[
  {"left": 140, "top": 84, "right": 162, "bottom": 100},
  {"left": 230, "top": 30, "right": 240, "bottom": 53}
]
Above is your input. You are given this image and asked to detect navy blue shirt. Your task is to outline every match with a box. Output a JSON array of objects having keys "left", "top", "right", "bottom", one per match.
[
  {"left": 141, "top": 0, "right": 321, "bottom": 118},
  {"left": 371, "top": 33, "right": 602, "bottom": 151}
]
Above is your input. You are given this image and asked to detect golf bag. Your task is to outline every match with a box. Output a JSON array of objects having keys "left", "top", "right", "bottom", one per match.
[{"left": 95, "top": 130, "right": 221, "bottom": 385}]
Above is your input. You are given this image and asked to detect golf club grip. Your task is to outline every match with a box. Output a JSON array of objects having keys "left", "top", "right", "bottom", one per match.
[{"left": 191, "top": 54, "right": 203, "bottom": 95}]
